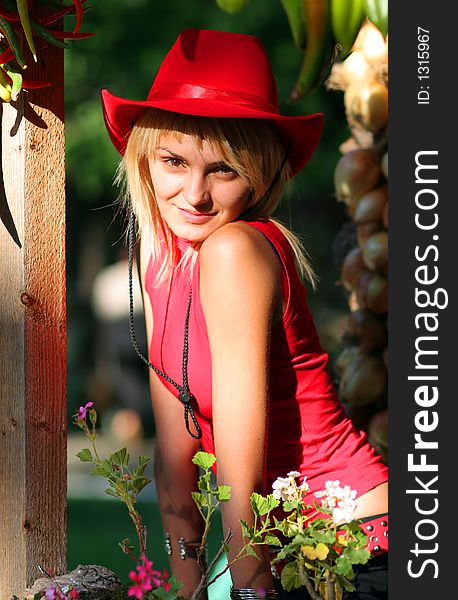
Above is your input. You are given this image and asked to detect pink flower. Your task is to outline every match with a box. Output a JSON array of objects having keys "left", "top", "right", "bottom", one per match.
[
  {"left": 44, "top": 587, "right": 58, "bottom": 600},
  {"left": 128, "top": 569, "right": 152, "bottom": 600},
  {"left": 43, "top": 587, "right": 66, "bottom": 600},
  {"left": 128, "top": 557, "right": 171, "bottom": 598},
  {"left": 68, "top": 589, "right": 79, "bottom": 599},
  {"left": 76, "top": 401, "right": 94, "bottom": 421}
]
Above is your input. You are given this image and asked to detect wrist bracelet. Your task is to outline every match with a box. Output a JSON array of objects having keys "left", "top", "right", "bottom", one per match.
[
  {"left": 164, "top": 532, "right": 172, "bottom": 556},
  {"left": 179, "top": 536, "right": 201, "bottom": 560},
  {"left": 230, "top": 587, "right": 279, "bottom": 599},
  {"left": 163, "top": 532, "right": 203, "bottom": 560}
]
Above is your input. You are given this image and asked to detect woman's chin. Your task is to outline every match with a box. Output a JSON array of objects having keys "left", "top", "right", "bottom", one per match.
[
  {"left": 169, "top": 219, "right": 220, "bottom": 244},
  {"left": 169, "top": 224, "right": 210, "bottom": 245}
]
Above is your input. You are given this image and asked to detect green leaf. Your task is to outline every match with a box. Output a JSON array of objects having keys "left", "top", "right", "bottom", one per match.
[
  {"left": 250, "top": 492, "right": 272, "bottom": 517},
  {"left": 240, "top": 519, "right": 252, "bottom": 539},
  {"left": 8, "top": 69, "right": 22, "bottom": 101},
  {"left": 191, "top": 491, "right": 206, "bottom": 510},
  {"left": 76, "top": 448, "right": 93, "bottom": 463},
  {"left": 197, "top": 472, "right": 212, "bottom": 493},
  {"left": 280, "top": 560, "right": 304, "bottom": 591},
  {"left": 110, "top": 447, "right": 129, "bottom": 466},
  {"left": 264, "top": 534, "right": 282, "bottom": 547},
  {"left": 273, "top": 539, "right": 304, "bottom": 561},
  {"left": 104, "top": 487, "right": 120, "bottom": 499},
  {"left": 89, "top": 463, "right": 110, "bottom": 478},
  {"left": 344, "top": 547, "right": 371, "bottom": 565},
  {"left": 313, "top": 529, "right": 335, "bottom": 544},
  {"left": 281, "top": 0, "right": 307, "bottom": 50},
  {"left": 138, "top": 455, "right": 150, "bottom": 467},
  {"left": 216, "top": 484, "right": 231, "bottom": 501},
  {"left": 283, "top": 500, "right": 300, "bottom": 513},
  {"left": 134, "top": 455, "right": 150, "bottom": 476},
  {"left": 244, "top": 544, "right": 258, "bottom": 558},
  {"left": 266, "top": 494, "right": 281, "bottom": 511},
  {"left": 192, "top": 451, "right": 216, "bottom": 470},
  {"left": 334, "top": 555, "right": 354, "bottom": 578},
  {"left": 132, "top": 476, "right": 151, "bottom": 494}
]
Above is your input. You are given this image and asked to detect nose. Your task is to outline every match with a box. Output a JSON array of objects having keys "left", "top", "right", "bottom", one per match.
[{"left": 183, "top": 171, "right": 211, "bottom": 209}]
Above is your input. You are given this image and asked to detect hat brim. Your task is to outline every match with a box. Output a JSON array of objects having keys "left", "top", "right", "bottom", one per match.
[{"left": 101, "top": 89, "right": 324, "bottom": 176}]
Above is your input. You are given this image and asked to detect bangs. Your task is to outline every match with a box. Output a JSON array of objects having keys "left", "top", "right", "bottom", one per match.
[{"left": 133, "top": 108, "right": 286, "bottom": 193}]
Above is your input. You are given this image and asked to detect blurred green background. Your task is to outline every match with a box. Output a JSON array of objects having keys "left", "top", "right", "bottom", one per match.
[{"left": 65, "top": 0, "right": 349, "bottom": 583}]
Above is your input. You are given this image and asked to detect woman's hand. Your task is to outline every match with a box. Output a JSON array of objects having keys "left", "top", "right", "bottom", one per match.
[{"left": 200, "top": 222, "right": 283, "bottom": 591}]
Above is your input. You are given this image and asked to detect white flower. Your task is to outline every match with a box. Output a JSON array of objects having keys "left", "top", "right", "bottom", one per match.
[
  {"left": 300, "top": 476, "right": 310, "bottom": 494},
  {"left": 272, "top": 471, "right": 308, "bottom": 501},
  {"left": 315, "top": 480, "right": 358, "bottom": 525},
  {"left": 287, "top": 471, "right": 301, "bottom": 478},
  {"left": 272, "top": 476, "right": 296, "bottom": 501}
]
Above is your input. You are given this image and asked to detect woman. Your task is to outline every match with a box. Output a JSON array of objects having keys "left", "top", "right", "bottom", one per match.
[{"left": 101, "top": 29, "right": 388, "bottom": 600}]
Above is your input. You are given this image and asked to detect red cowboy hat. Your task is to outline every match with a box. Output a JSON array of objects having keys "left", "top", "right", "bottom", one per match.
[{"left": 101, "top": 29, "right": 324, "bottom": 176}]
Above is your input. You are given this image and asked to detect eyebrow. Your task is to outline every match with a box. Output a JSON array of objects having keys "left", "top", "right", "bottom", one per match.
[{"left": 157, "top": 146, "right": 229, "bottom": 168}]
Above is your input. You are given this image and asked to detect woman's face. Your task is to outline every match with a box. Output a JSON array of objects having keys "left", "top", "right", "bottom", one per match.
[{"left": 148, "top": 132, "right": 253, "bottom": 243}]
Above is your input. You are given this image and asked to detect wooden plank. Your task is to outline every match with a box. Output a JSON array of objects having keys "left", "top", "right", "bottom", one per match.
[{"left": 0, "top": 37, "right": 66, "bottom": 597}]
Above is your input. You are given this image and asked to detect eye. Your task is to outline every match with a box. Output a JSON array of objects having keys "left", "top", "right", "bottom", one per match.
[
  {"left": 215, "top": 163, "right": 237, "bottom": 176},
  {"left": 164, "top": 157, "right": 183, "bottom": 168}
]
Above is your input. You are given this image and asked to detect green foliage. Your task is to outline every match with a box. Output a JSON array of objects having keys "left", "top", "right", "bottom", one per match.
[
  {"left": 280, "top": 0, "right": 306, "bottom": 50},
  {"left": 281, "top": 560, "right": 304, "bottom": 592},
  {"left": 77, "top": 447, "right": 93, "bottom": 462},
  {"left": 149, "top": 575, "right": 183, "bottom": 599},
  {"left": 242, "top": 473, "right": 372, "bottom": 597},
  {"left": 192, "top": 451, "right": 217, "bottom": 470},
  {"left": 250, "top": 492, "right": 280, "bottom": 517},
  {"left": 331, "top": 0, "right": 366, "bottom": 58},
  {"left": 110, "top": 447, "right": 129, "bottom": 466},
  {"left": 364, "top": 0, "right": 388, "bottom": 37}
]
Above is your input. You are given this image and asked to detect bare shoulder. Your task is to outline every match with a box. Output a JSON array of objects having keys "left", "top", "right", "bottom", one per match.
[
  {"left": 199, "top": 221, "right": 280, "bottom": 282},
  {"left": 199, "top": 222, "right": 282, "bottom": 322}
]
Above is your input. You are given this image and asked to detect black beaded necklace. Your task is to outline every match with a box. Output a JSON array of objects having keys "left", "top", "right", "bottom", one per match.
[
  {"left": 127, "top": 209, "right": 202, "bottom": 439},
  {"left": 126, "top": 144, "right": 291, "bottom": 440}
]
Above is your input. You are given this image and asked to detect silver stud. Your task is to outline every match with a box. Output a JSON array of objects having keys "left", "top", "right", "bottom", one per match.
[
  {"left": 381, "top": 520, "right": 387, "bottom": 527},
  {"left": 373, "top": 545, "right": 381, "bottom": 552},
  {"left": 369, "top": 535, "right": 379, "bottom": 542},
  {"left": 384, "top": 531, "right": 389, "bottom": 537},
  {"left": 366, "top": 524, "right": 374, "bottom": 531}
]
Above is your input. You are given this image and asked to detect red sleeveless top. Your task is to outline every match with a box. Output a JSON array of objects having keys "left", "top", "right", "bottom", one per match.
[{"left": 145, "top": 218, "right": 388, "bottom": 500}]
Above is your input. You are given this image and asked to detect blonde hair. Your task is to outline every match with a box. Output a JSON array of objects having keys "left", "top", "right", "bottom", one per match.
[{"left": 116, "top": 108, "right": 317, "bottom": 289}]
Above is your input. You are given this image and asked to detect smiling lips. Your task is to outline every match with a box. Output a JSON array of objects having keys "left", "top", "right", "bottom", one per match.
[{"left": 177, "top": 207, "right": 216, "bottom": 224}]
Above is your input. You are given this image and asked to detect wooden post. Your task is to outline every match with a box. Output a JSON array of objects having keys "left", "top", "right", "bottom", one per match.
[{"left": 0, "top": 36, "right": 66, "bottom": 598}]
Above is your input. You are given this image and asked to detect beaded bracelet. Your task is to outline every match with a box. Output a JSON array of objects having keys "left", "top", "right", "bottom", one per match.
[
  {"left": 230, "top": 587, "right": 279, "bottom": 599},
  {"left": 164, "top": 532, "right": 202, "bottom": 560}
]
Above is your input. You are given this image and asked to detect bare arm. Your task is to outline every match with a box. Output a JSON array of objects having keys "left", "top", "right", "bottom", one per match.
[
  {"left": 200, "top": 222, "right": 283, "bottom": 591},
  {"left": 139, "top": 239, "right": 205, "bottom": 599}
]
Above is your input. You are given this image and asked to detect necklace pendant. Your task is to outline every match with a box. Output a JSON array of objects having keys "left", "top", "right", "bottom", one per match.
[{"left": 179, "top": 390, "right": 192, "bottom": 405}]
